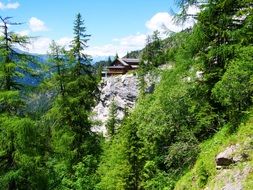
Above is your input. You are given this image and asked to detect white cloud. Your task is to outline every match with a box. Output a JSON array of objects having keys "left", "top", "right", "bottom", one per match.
[
  {"left": 56, "top": 37, "right": 72, "bottom": 49},
  {"left": 87, "top": 33, "right": 146, "bottom": 57},
  {"left": 146, "top": 5, "right": 199, "bottom": 34},
  {"left": 0, "top": 1, "right": 20, "bottom": 10},
  {"left": 88, "top": 5, "right": 200, "bottom": 57},
  {"left": 29, "top": 17, "right": 48, "bottom": 32},
  {"left": 17, "top": 5, "right": 200, "bottom": 57},
  {"left": 146, "top": 12, "right": 189, "bottom": 33},
  {"left": 25, "top": 37, "right": 51, "bottom": 54},
  {"left": 87, "top": 44, "right": 117, "bottom": 57},
  {"left": 113, "top": 34, "right": 146, "bottom": 47},
  {"left": 186, "top": 5, "right": 200, "bottom": 15},
  {"left": 20, "top": 36, "right": 71, "bottom": 54},
  {"left": 17, "top": 30, "right": 30, "bottom": 36}
]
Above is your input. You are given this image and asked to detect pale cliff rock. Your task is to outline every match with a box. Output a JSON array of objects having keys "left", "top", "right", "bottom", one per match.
[
  {"left": 92, "top": 66, "right": 171, "bottom": 135},
  {"left": 92, "top": 74, "right": 139, "bottom": 135}
]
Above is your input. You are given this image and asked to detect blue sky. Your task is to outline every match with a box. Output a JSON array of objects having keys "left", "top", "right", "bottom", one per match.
[{"left": 0, "top": 0, "right": 197, "bottom": 57}]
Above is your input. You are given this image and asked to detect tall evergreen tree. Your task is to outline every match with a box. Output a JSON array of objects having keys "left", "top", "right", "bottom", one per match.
[
  {"left": 45, "top": 13, "right": 101, "bottom": 189},
  {"left": 0, "top": 16, "right": 33, "bottom": 90},
  {"left": 106, "top": 101, "right": 118, "bottom": 137},
  {"left": 70, "top": 13, "right": 92, "bottom": 76},
  {"left": 107, "top": 56, "right": 112, "bottom": 66},
  {"left": 48, "top": 40, "right": 66, "bottom": 96},
  {"left": 141, "top": 30, "right": 164, "bottom": 69},
  {"left": 0, "top": 16, "right": 47, "bottom": 189}
]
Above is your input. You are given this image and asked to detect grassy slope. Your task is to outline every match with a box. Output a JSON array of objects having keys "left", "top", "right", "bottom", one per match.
[{"left": 175, "top": 110, "right": 253, "bottom": 190}]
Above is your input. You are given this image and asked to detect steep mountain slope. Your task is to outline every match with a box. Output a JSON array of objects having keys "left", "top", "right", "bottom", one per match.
[
  {"left": 175, "top": 111, "right": 253, "bottom": 190},
  {"left": 92, "top": 69, "right": 163, "bottom": 136},
  {"left": 96, "top": 0, "right": 253, "bottom": 187},
  {"left": 92, "top": 74, "right": 139, "bottom": 135}
]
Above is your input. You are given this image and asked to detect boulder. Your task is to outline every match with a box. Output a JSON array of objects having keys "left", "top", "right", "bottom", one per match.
[
  {"left": 216, "top": 144, "right": 240, "bottom": 167},
  {"left": 215, "top": 144, "right": 249, "bottom": 167}
]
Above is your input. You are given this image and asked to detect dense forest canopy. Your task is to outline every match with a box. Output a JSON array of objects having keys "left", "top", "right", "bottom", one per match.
[{"left": 0, "top": 0, "right": 252, "bottom": 189}]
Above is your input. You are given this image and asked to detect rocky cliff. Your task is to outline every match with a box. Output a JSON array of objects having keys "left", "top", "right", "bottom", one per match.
[
  {"left": 92, "top": 74, "right": 139, "bottom": 135},
  {"left": 92, "top": 65, "right": 171, "bottom": 135}
]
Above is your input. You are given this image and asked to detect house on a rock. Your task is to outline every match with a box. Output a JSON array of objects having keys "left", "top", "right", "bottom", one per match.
[{"left": 102, "top": 58, "right": 140, "bottom": 77}]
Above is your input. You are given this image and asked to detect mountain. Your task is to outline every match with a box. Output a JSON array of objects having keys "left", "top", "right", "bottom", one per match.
[{"left": 92, "top": 55, "right": 114, "bottom": 64}]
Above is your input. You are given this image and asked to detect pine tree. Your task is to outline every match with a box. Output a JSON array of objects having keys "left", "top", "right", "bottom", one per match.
[
  {"left": 106, "top": 101, "right": 118, "bottom": 137},
  {"left": 107, "top": 56, "right": 112, "bottom": 66},
  {"left": 0, "top": 16, "right": 47, "bottom": 189},
  {"left": 115, "top": 53, "right": 119, "bottom": 60},
  {"left": 0, "top": 16, "right": 34, "bottom": 90},
  {"left": 45, "top": 13, "right": 101, "bottom": 189},
  {"left": 70, "top": 13, "right": 92, "bottom": 76},
  {"left": 65, "top": 13, "right": 98, "bottom": 143},
  {"left": 142, "top": 31, "right": 164, "bottom": 68},
  {"left": 48, "top": 40, "right": 66, "bottom": 96}
]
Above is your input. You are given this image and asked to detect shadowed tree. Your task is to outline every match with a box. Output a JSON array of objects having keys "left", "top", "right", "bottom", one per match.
[{"left": 0, "top": 16, "right": 47, "bottom": 190}]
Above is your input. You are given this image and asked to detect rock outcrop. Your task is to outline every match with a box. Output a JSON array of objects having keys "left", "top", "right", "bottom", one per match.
[
  {"left": 92, "top": 65, "right": 170, "bottom": 135},
  {"left": 215, "top": 144, "right": 240, "bottom": 167},
  {"left": 216, "top": 144, "right": 249, "bottom": 168},
  {"left": 92, "top": 74, "right": 139, "bottom": 135},
  {"left": 205, "top": 138, "right": 252, "bottom": 190}
]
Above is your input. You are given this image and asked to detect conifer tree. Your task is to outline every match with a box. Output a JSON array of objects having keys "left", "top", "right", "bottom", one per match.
[
  {"left": 142, "top": 31, "right": 164, "bottom": 69},
  {"left": 0, "top": 16, "right": 47, "bottom": 189},
  {"left": 0, "top": 16, "right": 33, "bottom": 90},
  {"left": 114, "top": 53, "right": 119, "bottom": 60},
  {"left": 48, "top": 40, "right": 66, "bottom": 96},
  {"left": 107, "top": 56, "right": 112, "bottom": 66},
  {"left": 45, "top": 13, "right": 100, "bottom": 189},
  {"left": 106, "top": 101, "right": 118, "bottom": 137},
  {"left": 65, "top": 12, "right": 98, "bottom": 145}
]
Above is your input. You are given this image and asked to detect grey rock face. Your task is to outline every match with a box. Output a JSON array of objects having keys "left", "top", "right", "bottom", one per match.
[
  {"left": 205, "top": 139, "right": 252, "bottom": 190},
  {"left": 216, "top": 144, "right": 249, "bottom": 167},
  {"left": 92, "top": 66, "right": 168, "bottom": 135},
  {"left": 205, "top": 164, "right": 252, "bottom": 190},
  {"left": 216, "top": 144, "right": 240, "bottom": 167},
  {"left": 92, "top": 74, "right": 139, "bottom": 135}
]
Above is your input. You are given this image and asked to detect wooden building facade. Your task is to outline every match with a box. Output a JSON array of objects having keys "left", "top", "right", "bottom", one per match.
[{"left": 102, "top": 58, "right": 139, "bottom": 77}]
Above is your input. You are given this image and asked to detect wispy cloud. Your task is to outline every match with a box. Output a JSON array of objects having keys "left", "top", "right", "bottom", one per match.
[
  {"left": 56, "top": 37, "right": 72, "bottom": 49},
  {"left": 29, "top": 17, "right": 48, "bottom": 32},
  {"left": 19, "top": 5, "right": 200, "bottom": 57},
  {"left": 88, "top": 5, "right": 199, "bottom": 57},
  {"left": 146, "top": 5, "right": 199, "bottom": 34},
  {"left": 0, "top": 1, "right": 20, "bottom": 10},
  {"left": 17, "top": 30, "right": 30, "bottom": 36},
  {"left": 22, "top": 36, "right": 71, "bottom": 54},
  {"left": 87, "top": 34, "right": 146, "bottom": 57}
]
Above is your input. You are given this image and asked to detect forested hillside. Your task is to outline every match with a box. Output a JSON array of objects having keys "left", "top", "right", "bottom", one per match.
[
  {"left": 96, "top": 0, "right": 253, "bottom": 189},
  {"left": 0, "top": 0, "right": 252, "bottom": 189}
]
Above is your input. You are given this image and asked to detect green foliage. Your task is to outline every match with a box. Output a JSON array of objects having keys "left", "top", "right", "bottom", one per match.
[
  {"left": 1, "top": 1, "right": 252, "bottom": 189},
  {"left": 124, "top": 50, "right": 142, "bottom": 59},
  {"left": 175, "top": 111, "right": 253, "bottom": 190},
  {"left": 96, "top": 138, "right": 131, "bottom": 190},
  {"left": 196, "top": 161, "right": 209, "bottom": 188},
  {"left": 42, "top": 13, "right": 101, "bottom": 189},
  {"left": 141, "top": 161, "right": 173, "bottom": 190},
  {"left": 106, "top": 101, "right": 118, "bottom": 137},
  {"left": 47, "top": 40, "right": 67, "bottom": 96},
  {"left": 0, "top": 17, "right": 38, "bottom": 91},
  {"left": 212, "top": 46, "right": 253, "bottom": 124},
  {"left": 0, "top": 116, "right": 48, "bottom": 189},
  {"left": 141, "top": 31, "right": 166, "bottom": 71}
]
